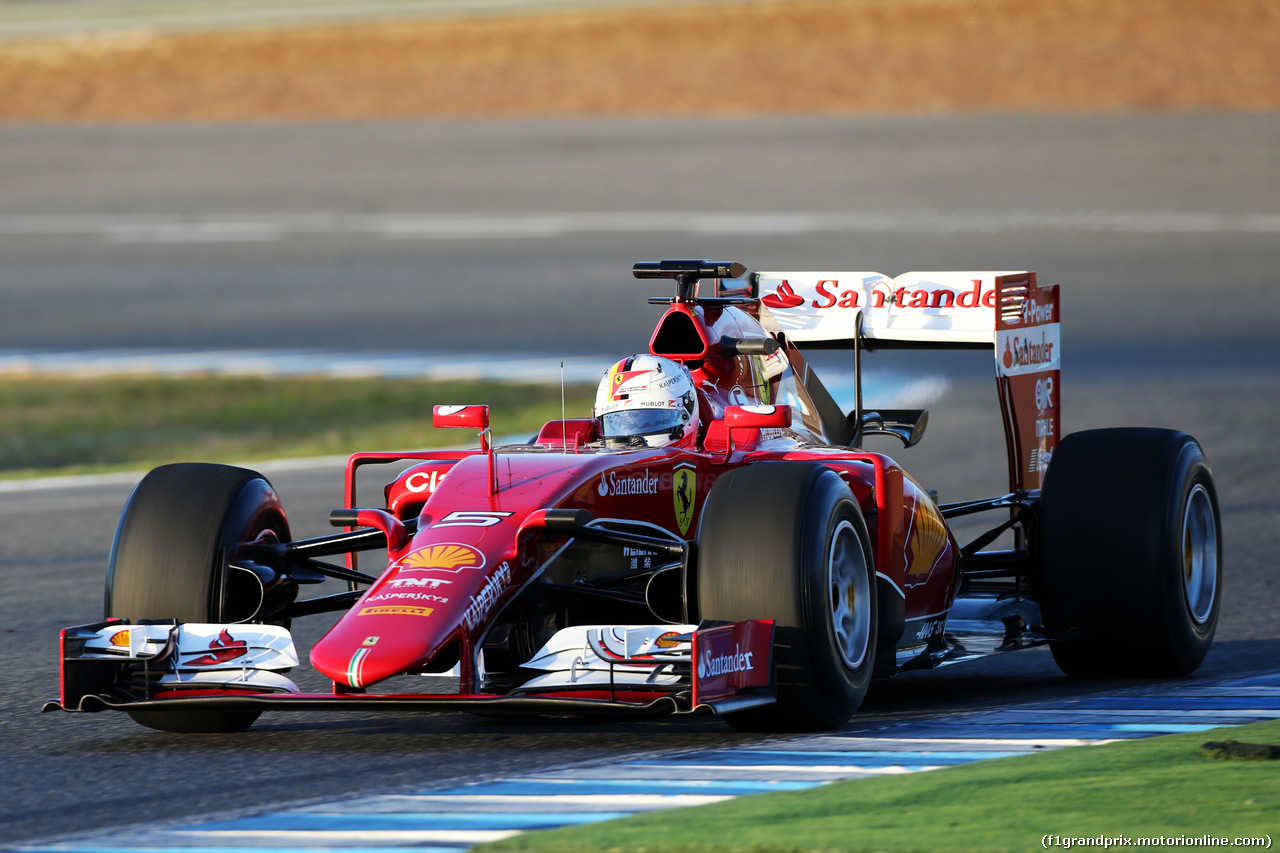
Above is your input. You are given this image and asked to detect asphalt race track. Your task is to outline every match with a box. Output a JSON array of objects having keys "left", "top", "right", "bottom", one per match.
[
  {"left": 1, "top": 112, "right": 1279, "bottom": 846},
  {"left": 16, "top": 668, "right": 1280, "bottom": 851}
]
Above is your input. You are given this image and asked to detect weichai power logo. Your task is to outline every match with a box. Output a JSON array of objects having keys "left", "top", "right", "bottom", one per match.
[{"left": 397, "top": 543, "right": 485, "bottom": 574}]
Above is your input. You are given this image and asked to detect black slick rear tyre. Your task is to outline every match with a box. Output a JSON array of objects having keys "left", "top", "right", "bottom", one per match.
[{"left": 1039, "top": 428, "right": 1221, "bottom": 677}]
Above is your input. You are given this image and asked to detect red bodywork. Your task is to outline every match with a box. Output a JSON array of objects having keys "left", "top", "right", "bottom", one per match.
[
  {"left": 306, "top": 281, "right": 1019, "bottom": 696},
  {"left": 53, "top": 266, "right": 1060, "bottom": 722}
]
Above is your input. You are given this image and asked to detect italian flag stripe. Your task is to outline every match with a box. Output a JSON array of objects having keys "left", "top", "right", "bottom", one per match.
[{"left": 347, "top": 648, "right": 369, "bottom": 688}]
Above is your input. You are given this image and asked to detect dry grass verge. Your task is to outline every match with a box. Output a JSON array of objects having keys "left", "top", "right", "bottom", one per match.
[{"left": 0, "top": 375, "right": 593, "bottom": 477}]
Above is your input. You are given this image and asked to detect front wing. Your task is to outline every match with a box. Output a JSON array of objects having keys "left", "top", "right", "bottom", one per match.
[{"left": 45, "top": 619, "right": 775, "bottom": 721}]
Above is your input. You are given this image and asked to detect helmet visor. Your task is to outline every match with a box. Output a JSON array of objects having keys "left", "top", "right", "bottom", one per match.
[{"left": 600, "top": 408, "right": 685, "bottom": 439}]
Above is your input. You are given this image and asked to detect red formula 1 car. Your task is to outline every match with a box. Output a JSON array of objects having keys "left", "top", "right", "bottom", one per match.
[{"left": 48, "top": 260, "right": 1222, "bottom": 733}]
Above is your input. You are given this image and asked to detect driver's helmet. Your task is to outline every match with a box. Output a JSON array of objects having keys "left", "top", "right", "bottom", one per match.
[{"left": 594, "top": 355, "right": 699, "bottom": 447}]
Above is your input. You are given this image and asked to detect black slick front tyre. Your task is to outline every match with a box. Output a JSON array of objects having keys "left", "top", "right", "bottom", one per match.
[
  {"left": 106, "top": 463, "right": 291, "bottom": 733},
  {"left": 696, "top": 462, "right": 876, "bottom": 731}
]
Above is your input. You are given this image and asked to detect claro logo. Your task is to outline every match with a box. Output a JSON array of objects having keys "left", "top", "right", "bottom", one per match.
[{"left": 405, "top": 470, "right": 446, "bottom": 493}]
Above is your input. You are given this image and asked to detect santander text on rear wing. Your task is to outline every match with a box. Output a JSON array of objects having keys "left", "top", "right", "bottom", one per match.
[
  {"left": 749, "top": 270, "right": 1060, "bottom": 491},
  {"left": 755, "top": 271, "right": 1028, "bottom": 348}
]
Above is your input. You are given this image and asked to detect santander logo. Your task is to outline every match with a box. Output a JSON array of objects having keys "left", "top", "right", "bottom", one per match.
[
  {"left": 761, "top": 280, "right": 805, "bottom": 309},
  {"left": 597, "top": 468, "right": 659, "bottom": 498},
  {"left": 697, "top": 643, "right": 755, "bottom": 679},
  {"left": 761, "top": 277, "right": 996, "bottom": 311},
  {"left": 1002, "top": 331, "right": 1056, "bottom": 371},
  {"left": 183, "top": 629, "right": 248, "bottom": 666}
]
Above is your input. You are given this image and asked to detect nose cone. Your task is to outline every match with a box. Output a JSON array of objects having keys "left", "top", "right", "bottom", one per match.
[
  {"left": 311, "top": 605, "right": 455, "bottom": 688},
  {"left": 309, "top": 539, "right": 504, "bottom": 689}
]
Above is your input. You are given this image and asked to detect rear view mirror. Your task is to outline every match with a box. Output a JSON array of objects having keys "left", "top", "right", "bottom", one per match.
[
  {"left": 432, "top": 405, "right": 490, "bottom": 430},
  {"left": 725, "top": 404, "right": 792, "bottom": 429},
  {"left": 859, "top": 409, "right": 928, "bottom": 448}
]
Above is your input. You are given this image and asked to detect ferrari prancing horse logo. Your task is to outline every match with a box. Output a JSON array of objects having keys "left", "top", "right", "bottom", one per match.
[{"left": 674, "top": 467, "right": 696, "bottom": 536}]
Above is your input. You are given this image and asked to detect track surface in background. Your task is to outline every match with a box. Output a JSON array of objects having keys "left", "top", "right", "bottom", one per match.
[{"left": 2, "top": 113, "right": 1279, "bottom": 845}]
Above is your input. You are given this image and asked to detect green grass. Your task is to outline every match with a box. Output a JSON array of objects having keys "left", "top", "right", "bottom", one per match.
[
  {"left": 0, "top": 375, "right": 595, "bottom": 478},
  {"left": 477, "top": 719, "right": 1280, "bottom": 853}
]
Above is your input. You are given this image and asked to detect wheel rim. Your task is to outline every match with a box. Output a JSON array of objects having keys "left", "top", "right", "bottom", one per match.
[
  {"left": 1182, "top": 483, "right": 1218, "bottom": 625},
  {"left": 828, "top": 519, "right": 871, "bottom": 670}
]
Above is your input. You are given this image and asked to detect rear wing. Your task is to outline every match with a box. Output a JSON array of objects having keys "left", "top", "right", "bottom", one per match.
[{"left": 740, "top": 271, "right": 1060, "bottom": 491}]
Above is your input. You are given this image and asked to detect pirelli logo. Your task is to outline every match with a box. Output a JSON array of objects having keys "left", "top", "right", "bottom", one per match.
[{"left": 358, "top": 605, "right": 434, "bottom": 618}]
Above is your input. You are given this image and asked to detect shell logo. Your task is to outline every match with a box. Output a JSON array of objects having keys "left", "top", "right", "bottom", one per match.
[
  {"left": 397, "top": 543, "right": 485, "bottom": 574},
  {"left": 109, "top": 630, "right": 131, "bottom": 647},
  {"left": 905, "top": 505, "right": 949, "bottom": 583}
]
